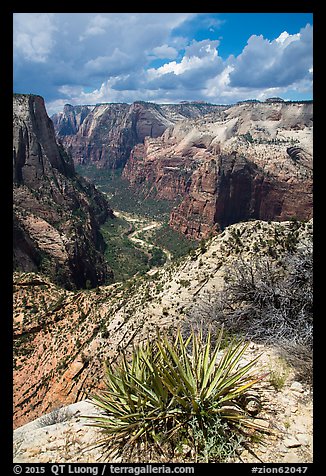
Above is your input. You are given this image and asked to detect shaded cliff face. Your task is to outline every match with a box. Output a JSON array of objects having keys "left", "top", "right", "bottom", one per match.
[
  {"left": 13, "top": 94, "right": 114, "bottom": 289},
  {"left": 123, "top": 101, "right": 313, "bottom": 239},
  {"left": 14, "top": 94, "right": 75, "bottom": 183},
  {"left": 52, "top": 101, "right": 227, "bottom": 169},
  {"left": 169, "top": 152, "right": 313, "bottom": 239},
  {"left": 52, "top": 104, "right": 92, "bottom": 136}
]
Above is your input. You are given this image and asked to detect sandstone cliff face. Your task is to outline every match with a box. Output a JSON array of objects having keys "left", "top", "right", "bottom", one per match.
[
  {"left": 52, "top": 101, "right": 227, "bottom": 169},
  {"left": 14, "top": 94, "right": 75, "bottom": 183},
  {"left": 52, "top": 104, "right": 92, "bottom": 136},
  {"left": 123, "top": 101, "right": 313, "bottom": 239},
  {"left": 13, "top": 94, "right": 114, "bottom": 289},
  {"left": 169, "top": 153, "right": 313, "bottom": 239},
  {"left": 123, "top": 139, "right": 194, "bottom": 201},
  {"left": 52, "top": 99, "right": 313, "bottom": 240}
]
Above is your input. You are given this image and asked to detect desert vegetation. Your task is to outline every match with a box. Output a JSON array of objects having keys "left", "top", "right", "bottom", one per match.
[
  {"left": 75, "top": 165, "right": 177, "bottom": 221},
  {"left": 86, "top": 327, "right": 269, "bottom": 462},
  {"left": 76, "top": 165, "right": 198, "bottom": 282},
  {"left": 100, "top": 215, "right": 150, "bottom": 282},
  {"left": 186, "top": 230, "right": 313, "bottom": 383}
]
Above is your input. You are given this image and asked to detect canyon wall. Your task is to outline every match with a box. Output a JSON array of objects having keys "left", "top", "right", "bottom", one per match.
[
  {"left": 53, "top": 99, "right": 313, "bottom": 240},
  {"left": 52, "top": 101, "right": 227, "bottom": 169},
  {"left": 13, "top": 94, "right": 114, "bottom": 289},
  {"left": 123, "top": 101, "right": 313, "bottom": 238}
]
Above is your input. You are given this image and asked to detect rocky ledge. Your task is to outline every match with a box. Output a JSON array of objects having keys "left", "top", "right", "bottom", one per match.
[{"left": 13, "top": 368, "right": 313, "bottom": 463}]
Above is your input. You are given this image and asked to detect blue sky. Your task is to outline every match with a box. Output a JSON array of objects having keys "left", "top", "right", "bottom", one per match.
[{"left": 13, "top": 13, "right": 313, "bottom": 116}]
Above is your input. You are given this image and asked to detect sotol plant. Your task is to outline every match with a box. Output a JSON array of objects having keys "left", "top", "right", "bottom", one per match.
[{"left": 85, "top": 327, "right": 268, "bottom": 462}]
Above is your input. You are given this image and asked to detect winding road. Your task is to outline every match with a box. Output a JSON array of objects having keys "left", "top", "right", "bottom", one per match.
[{"left": 114, "top": 211, "right": 172, "bottom": 267}]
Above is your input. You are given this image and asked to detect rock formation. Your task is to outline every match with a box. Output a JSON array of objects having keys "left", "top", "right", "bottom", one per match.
[
  {"left": 53, "top": 99, "right": 313, "bottom": 240},
  {"left": 52, "top": 103, "right": 92, "bottom": 136},
  {"left": 52, "top": 101, "right": 227, "bottom": 169},
  {"left": 123, "top": 101, "right": 313, "bottom": 238},
  {"left": 13, "top": 94, "right": 114, "bottom": 289},
  {"left": 13, "top": 218, "right": 313, "bottom": 429},
  {"left": 13, "top": 95, "right": 314, "bottom": 465}
]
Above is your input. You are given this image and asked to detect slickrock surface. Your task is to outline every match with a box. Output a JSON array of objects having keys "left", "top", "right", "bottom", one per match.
[{"left": 13, "top": 219, "right": 312, "bottom": 436}]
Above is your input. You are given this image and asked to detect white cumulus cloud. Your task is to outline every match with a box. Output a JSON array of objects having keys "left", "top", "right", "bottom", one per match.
[
  {"left": 148, "top": 39, "right": 221, "bottom": 78},
  {"left": 13, "top": 13, "right": 312, "bottom": 114},
  {"left": 229, "top": 24, "right": 313, "bottom": 89},
  {"left": 13, "top": 13, "right": 57, "bottom": 63}
]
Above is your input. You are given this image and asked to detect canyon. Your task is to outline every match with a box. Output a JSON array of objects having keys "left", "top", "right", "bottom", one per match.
[
  {"left": 12, "top": 94, "right": 313, "bottom": 464},
  {"left": 53, "top": 99, "right": 313, "bottom": 239},
  {"left": 13, "top": 218, "right": 313, "bottom": 428},
  {"left": 52, "top": 101, "right": 227, "bottom": 170}
]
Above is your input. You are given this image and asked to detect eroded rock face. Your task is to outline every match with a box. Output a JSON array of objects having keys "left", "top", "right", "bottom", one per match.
[
  {"left": 123, "top": 101, "right": 313, "bottom": 239},
  {"left": 52, "top": 101, "right": 228, "bottom": 169},
  {"left": 14, "top": 94, "right": 75, "bottom": 183},
  {"left": 52, "top": 104, "right": 92, "bottom": 136},
  {"left": 123, "top": 139, "right": 194, "bottom": 201},
  {"left": 13, "top": 219, "right": 313, "bottom": 429},
  {"left": 13, "top": 94, "right": 114, "bottom": 289}
]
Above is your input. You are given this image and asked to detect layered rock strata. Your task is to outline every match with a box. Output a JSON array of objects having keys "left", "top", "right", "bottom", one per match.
[
  {"left": 52, "top": 101, "right": 227, "bottom": 169},
  {"left": 13, "top": 94, "right": 114, "bottom": 289},
  {"left": 123, "top": 101, "right": 313, "bottom": 238},
  {"left": 53, "top": 104, "right": 92, "bottom": 136}
]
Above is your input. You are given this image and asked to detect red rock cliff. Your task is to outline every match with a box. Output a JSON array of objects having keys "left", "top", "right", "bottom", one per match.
[
  {"left": 123, "top": 101, "right": 313, "bottom": 239},
  {"left": 52, "top": 101, "right": 227, "bottom": 169}
]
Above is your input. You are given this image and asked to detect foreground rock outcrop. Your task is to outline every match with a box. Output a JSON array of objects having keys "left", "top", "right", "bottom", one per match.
[
  {"left": 13, "top": 378, "right": 313, "bottom": 463},
  {"left": 13, "top": 218, "right": 313, "bottom": 463},
  {"left": 13, "top": 94, "right": 114, "bottom": 289},
  {"left": 13, "top": 218, "right": 312, "bottom": 429}
]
